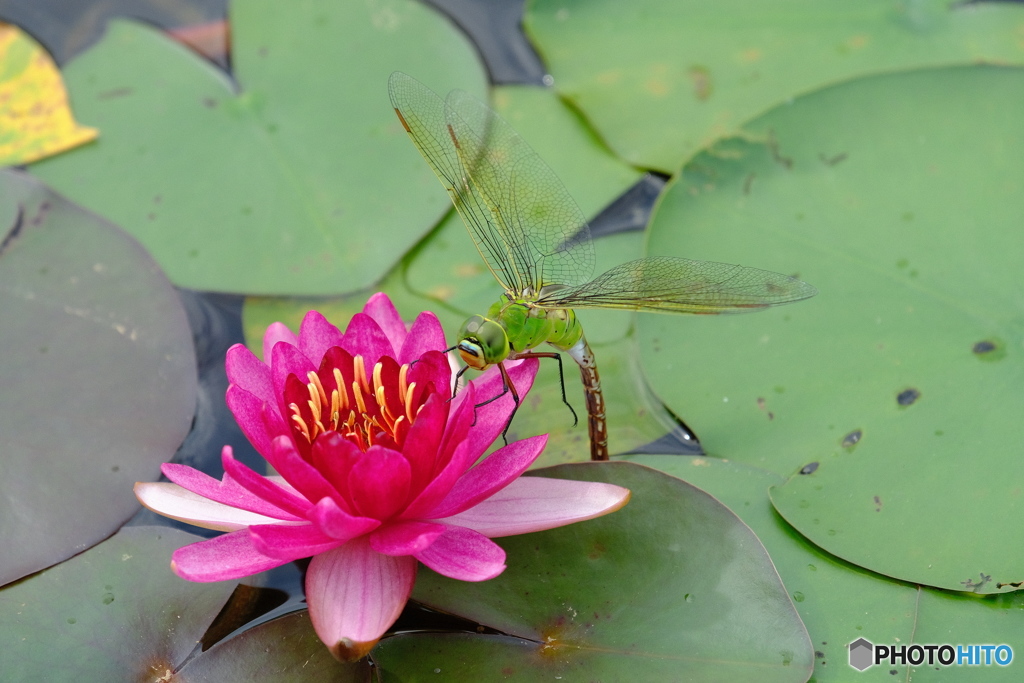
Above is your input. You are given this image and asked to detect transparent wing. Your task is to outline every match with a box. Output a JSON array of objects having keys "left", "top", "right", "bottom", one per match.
[
  {"left": 388, "top": 72, "right": 595, "bottom": 294},
  {"left": 537, "top": 257, "right": 817, "bottom": 313}
]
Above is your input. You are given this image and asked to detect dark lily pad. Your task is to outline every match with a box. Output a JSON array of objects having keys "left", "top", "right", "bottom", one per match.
[
  {"left": 377, "top": 462, "right": 813, "bottom": 681},
  {"left": 0, "top": 169, "right": 196, "bottom": 586},
  {"left": 0, "top": 527, "right": 235, "bottom": 681},
  {"left": 30, "top": 0, "right": 486, "bottom": 295}
]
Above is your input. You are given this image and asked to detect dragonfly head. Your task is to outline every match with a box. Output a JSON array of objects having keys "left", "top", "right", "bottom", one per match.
[{"left": 456, "top": 315, "right": 509, "bottom": 370}]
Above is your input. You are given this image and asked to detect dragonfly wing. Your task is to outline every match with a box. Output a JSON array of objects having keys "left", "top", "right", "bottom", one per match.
[
  {"left": 388, "top": 72, "right": 595, "bottom": 293},
  {"left": 538, "top": 257, "right": 817, "bottom": 313}
]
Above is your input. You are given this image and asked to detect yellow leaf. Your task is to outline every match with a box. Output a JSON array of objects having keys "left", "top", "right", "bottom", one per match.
[{"left": 0, "top": 22, "right": 98, "bottom": 166}]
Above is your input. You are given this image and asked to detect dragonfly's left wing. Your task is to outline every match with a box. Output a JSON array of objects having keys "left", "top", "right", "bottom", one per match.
[
  {"left": 388, "top": 72, "right": 595, "bottom": 295},
  {"left": 537, "top": 257, "right": 817, "bottom": 313}
]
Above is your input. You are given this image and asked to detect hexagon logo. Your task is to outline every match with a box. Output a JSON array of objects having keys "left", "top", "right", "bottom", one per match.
[{"left": 849, "top": 638, "right": 874, "bottom": 671}]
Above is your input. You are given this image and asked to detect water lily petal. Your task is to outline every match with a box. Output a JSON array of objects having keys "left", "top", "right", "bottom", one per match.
[
  {"left": 225, "top": 343, "right": 274, "bottom": 404},
  {"left": 162, "top": 454, "right": 304, "bottom": 520},
  {"left": 262, "top": 321, "right": 298, "bottom": 363},
  {"left": 369, "top": 520, "right": 446, "bottom": 556},
  {"left": 270, "top": 341, "right": 317, "bottom": 414},
  {"left": 249, "top": 521, "right": 342, "bottom": 560},
  {"left": 221, "top": 446, "right": 311, "bottom": 518},
  {"left": 225, "top": 385, "right": 276, "bottom": 456},
  {"left": 401, "top": 393, "right": 449, "bottom": 495},
  {"left": 428, "top": 434, "right": 548, "bottom": 518},
  {"left": 405, "top": 349, "right": 452, "bottom": 409},
  {"left": 397, "top": 310, "right": 446, "bottom": 364},
  {"left": 449, "top": 358, "right": 540, "bottom": 461},
  {"left": 265, "top": 436, "right": 344, "bottom": 509},
  {"left": 441, "top": 476, "right": 631, "bottom": 537},
  {"left": 135, "top": 482, "right": 288, "bottom": 531},
  {"left": 306, "top": 538, "right": 417, "bottom": 662},
  {"left": 309, "top": 430, "right": 363, "bottom": 502},
  {"left": 414, "top": 525, "right": 506, "bottom": 581},
  {"left": 363, "top": 292, "right": 408, "bottom": 351},
  {"left": 348, "top": 446, "right": 412, "bottom": 520},
  {"left": 172, "top": 529, "right": 293, "bottom": 581},
  {"left": 298, "top": 310, "right": 345, "bottom": 363},
  {"left": 341, "top": 312, "right": 394, "bottom": 368},
  {"left": 309, "top": 496, "right": 380, "bottom": 540}
]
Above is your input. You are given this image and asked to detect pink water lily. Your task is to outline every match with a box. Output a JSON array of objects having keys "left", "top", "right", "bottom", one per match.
[{"left": 135, "top": 293, "right": 630, "bottom": 661}]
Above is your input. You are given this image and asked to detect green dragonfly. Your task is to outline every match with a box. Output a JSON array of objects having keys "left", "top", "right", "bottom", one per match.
[{"left": 388, "top": 72, "right": 816, "bottom": 461}]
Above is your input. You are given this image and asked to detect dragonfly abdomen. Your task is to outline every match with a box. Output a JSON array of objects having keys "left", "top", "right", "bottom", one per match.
[{"left": 565, "top": 335, "right": 608, "bottom": 460}]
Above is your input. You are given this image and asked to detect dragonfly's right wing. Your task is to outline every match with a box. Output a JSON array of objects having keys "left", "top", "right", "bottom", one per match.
[
  {"left": 388, "top": 72, "right": 595, "bottom": 294},
  {"left": 539, "top": 257, "right": 817, "bottom": 313}
]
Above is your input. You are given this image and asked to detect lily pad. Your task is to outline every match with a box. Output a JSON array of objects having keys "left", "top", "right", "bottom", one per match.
[
  {"left": 0, "top": 21, "right": 97, "bottom": 165},
  {"left": 30, "top": 0, "right": 486, "bottom": 295},
  {"left": 0, "top": 169, "right": 196, "bottom": 586},
  {"left": 637, "top": 66, "right": 1024, "bottom": 591},
  {"left": 0, "top": 527, "right": 236, "bottom": 681},
  {"left": 178, "top": 610, "right": 369, "bottom": 681},
  {"left": 622, "top": 455, "right": 920, "bottom": 681},
  {"left": 525, "top": 0, "right": 1024, "bottom": 172},
  {"left": 376, "top": 462, "right": 813, "bottom": 681}
]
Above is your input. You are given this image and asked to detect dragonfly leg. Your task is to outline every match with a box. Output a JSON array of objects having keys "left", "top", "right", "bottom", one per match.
[
  {"left": 450, "top": 365, "right": 471, "bottom": 401},
  {"left": 468, "top": 363, "right": 520, "bottom": 442},
  {"left": 509, "top": 351, "right": 578, "bottom": 427}
]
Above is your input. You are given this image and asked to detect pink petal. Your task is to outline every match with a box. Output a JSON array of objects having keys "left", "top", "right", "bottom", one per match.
[
  {"left": 348, "top": 446, "right": 412, "bottom": 520},
  {"left": 397, "top": 310, "right": 447, "bottom": 364},
  {"left": 309, "top": 431, "right": 363, "bottom": 503},
  {"left": 225, "top": 343, "right": 274, "bottom": 404},
  {"left": 400, "top": 393, "right": 449, "bottom": 495},
  {"left": 414, "top": 525, "right": 506, "bottom": 581},
  {"left": 135, "top": 482, "right": 289, "bottom": 531},
  {"left": 363, "top": 292, "right": 408, "bottom": 352},
  {"left": 172, "top": 529, "right": 293, "bottom": 581},
  {"left": 262, "top": 322, "right": 298, "bottom": 364},
  {"left": 225, "top": 385, "right": 276, "bottom": 456},
  {"left": 265, "top": 436, "right": 344, "bottom": 509},
  {"left": 249, "top": 522, "right": 342, "bottom": 560},
  {"left": 309, "top": 496, "right": 380, "bottom": 540},
  {"left": 446, "top": 358, "right": 540, "bottom": 463},
  {"left": 428, "top": 434, "right": 548, "bottom": 519},
  {"left": 270, "top": 341, "right": 317, "bottom": 415},
  {"left": 298, "top": 310, "right": 345, "bottom": 363},
  {"left": 440, "top": 476, "right": 631, "bottom": 537},
  {"left": 369, "top": 520, "right": 446, "bottom": 556},
  {"left": 340, "top": 312, "right": 394, "bottom": 367},
  {"left": 162, "top": 455, "right": 304, "bottom": 520},
  {"left": 221, "top": 447, "right": 311, "bottom": 518},
  {"left": 306, "top": 537, "right": 417, "bottom": 661},
  {"left": 401, "top": 387, "right": 479, "bottom": 518}
]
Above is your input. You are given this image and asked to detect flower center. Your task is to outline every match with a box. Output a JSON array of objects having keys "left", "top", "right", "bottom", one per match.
[{"left": 286, "top": 352, "right": 423, "bottom": 452}]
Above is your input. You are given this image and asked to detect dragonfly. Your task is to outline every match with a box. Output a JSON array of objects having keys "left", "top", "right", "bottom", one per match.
[{"left": 388, "top": 71, "right": 817, "bottom": 461}]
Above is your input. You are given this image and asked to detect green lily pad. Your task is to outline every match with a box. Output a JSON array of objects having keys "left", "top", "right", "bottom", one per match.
[
  {"left": 0, "top": 527, "right": 236, "bottom": 681},
  {"left": 377, "top": 462, "right": 813, "bottom": 681},
  {"left": 525, "top": 0, "right": 1024, "bottom": 172},
  {"left": 0, "top": 169, "right": 196, "bottom": 586},
  {"left": 637, "top": 66, "right": 1024, "bottom": 591},
  {"left": 178, "top": 610, "right": 369, "bottom": 681},
  {"left": 29, "top": 0, "right": 485, "bottom": 295},
  {"left": 622, "top": 455, "right": 920, "bottom": 680}
]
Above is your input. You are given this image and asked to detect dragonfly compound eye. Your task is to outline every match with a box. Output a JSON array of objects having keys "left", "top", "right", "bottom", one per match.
[{"left": 457, "top": 316, "right": 509, "bottom": 369}]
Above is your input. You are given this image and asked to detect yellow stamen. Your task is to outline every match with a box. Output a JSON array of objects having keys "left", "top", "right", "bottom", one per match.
[
  {"left": 398, "top": 363, "right": 409, "bottom": 400},
  {"left": 404, "top": 381, "right": 417, "bottom": 423},
  {"left": 332, "top": 368, "right": 347, "bottom": 411},
  {"left": 354, "top": 355, "right": 369, "bottom": 393},
  {"left": 330, "top": 389, "right": 341, "bottom": 430},
  {"left": 352, "top": 381, "right": 367, "bottom": 415},
  {"left": 288, "top": 403, "right": 311, "bottom": 442},
  {"left": 372, "top": 362, "right": 384, "bottom": 396},
  {"left": 307, "top": 371, "right": 328, "bottom": 413}
]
